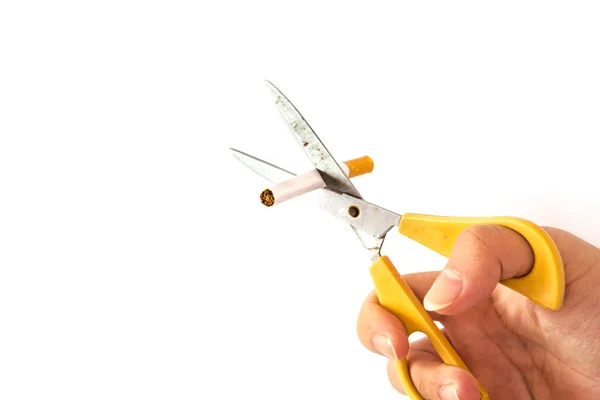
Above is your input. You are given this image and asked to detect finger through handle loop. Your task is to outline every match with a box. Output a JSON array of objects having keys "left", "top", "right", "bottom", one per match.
[{"left": 398, "top": 213, "right": 565, "bottom": 309}]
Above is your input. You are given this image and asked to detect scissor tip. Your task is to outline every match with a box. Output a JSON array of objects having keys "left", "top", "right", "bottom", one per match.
[{"left": 229, "top": 147, "right": 242, "bottom": 158}]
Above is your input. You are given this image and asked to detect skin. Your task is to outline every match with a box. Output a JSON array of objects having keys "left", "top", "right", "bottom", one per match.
[{"left": 356, "top": 225, "right": 600, "bottom": 399}]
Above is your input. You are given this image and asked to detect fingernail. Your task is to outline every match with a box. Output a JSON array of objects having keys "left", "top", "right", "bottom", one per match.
[
  {"left": 440, "top": 384, "right": 459, "bottom": 400},
  {"left": 423, "top": 269, "right": 463, "bottom": 311},
  {"left": 372, "top": 334, "right": 398, "bottom": 360}
]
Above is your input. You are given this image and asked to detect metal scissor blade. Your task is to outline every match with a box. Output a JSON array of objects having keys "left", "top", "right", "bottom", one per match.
[
  {"left": 264, "top": 80, "right": 363, "bottom": 199},
  {"left": 230, "top": 147, "right": 295, "bottom": 183},
  {"left": 230, "top": 148, "right": 401, "bottom": 255}
]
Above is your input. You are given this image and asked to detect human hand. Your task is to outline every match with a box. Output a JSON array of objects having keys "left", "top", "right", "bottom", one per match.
[{"left": 356, "top": 225, "right": 600, "bottom": 399}]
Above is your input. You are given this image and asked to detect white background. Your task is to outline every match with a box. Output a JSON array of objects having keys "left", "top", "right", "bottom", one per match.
[{"left": 1, "top": 1, "right": 600, "bottom": 399}]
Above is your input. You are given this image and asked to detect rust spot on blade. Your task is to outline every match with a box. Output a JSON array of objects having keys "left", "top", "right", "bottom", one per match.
[
  {"left": 303, "top": 141, "right": 308, "bottom": 147},
  {"left": 348, "top": 205, "right": 360, "bottom": 218}
]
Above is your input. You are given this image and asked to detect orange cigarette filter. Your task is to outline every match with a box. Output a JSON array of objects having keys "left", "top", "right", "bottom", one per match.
[{"left": 343, "top": 155, "right": 374, "bottom": 178}]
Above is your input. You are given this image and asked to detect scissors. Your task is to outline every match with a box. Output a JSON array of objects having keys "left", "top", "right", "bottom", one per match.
[{"left": 231, "top": 81, "right": 565, "bottom": 400}]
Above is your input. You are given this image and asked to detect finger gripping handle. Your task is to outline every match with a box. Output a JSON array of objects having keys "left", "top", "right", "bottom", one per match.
[
  {"left": 370, "top": 256, "right": 490, "bottom": 400},
  {"left": 398, "top": 214, "right": 565, "bottom": 310}
]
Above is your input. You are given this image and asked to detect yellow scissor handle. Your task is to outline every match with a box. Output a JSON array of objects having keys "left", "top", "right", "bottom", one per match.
[
  {"left": 369, "top": 215, "right": 564, "bottom": 400},
  {"left": 371, "top": 255, "right": 489, "bottom": 399},
  {"left": 398, "top": 213, "right": 565, "bottom": 309}
]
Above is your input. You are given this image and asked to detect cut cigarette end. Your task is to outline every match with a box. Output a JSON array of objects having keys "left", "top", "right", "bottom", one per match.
[{"left": 260, "top": 189, "right": 275, "bottom": 207}]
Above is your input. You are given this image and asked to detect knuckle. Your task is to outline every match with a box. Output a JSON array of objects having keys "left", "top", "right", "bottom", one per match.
[
  {"left": 460, "top": 224, "right": 503, "bottom": 252},
  {"left": 455, "top": 225, "right": 504, "bottom": 270}
]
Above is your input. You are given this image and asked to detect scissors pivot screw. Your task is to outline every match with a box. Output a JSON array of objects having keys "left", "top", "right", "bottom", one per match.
[{"left": 348, "top": 205, "right": 360, "bottom": 218}]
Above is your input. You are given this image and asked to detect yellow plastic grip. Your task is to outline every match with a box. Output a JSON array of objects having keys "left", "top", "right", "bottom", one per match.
[
  {"left": 343, "top": 155, "right": 374, "bottom": 178},
  {"left": 370, "top": 256, "right": 490, "bottom": 400},
  {"left": 398, "top": 213, "right": 565, "bottom": 309}
]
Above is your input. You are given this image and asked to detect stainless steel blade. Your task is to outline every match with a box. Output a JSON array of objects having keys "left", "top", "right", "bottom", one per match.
[
  {"left": 230, "top": 148, "right": 295, "bottom": 183},
  {"left": 264, "top": 80, "right": 362, "bottom": 199},
  {"left": 230, "top": 148, "right": 401, "bottom": 257}
]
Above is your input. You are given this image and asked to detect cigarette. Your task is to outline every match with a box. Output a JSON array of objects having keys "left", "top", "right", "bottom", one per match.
[{"left": 260, "top": 155, "right": 374, "bottom": 207}]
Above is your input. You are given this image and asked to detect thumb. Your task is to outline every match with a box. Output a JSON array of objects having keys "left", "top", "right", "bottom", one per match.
[{"left": 422, "top": 224, "right": 599, "bottom": 314}]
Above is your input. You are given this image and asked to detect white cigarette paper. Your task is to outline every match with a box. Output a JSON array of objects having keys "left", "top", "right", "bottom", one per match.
[{"left": 260, "top": 163, "right": 351, "bottom": 207}]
